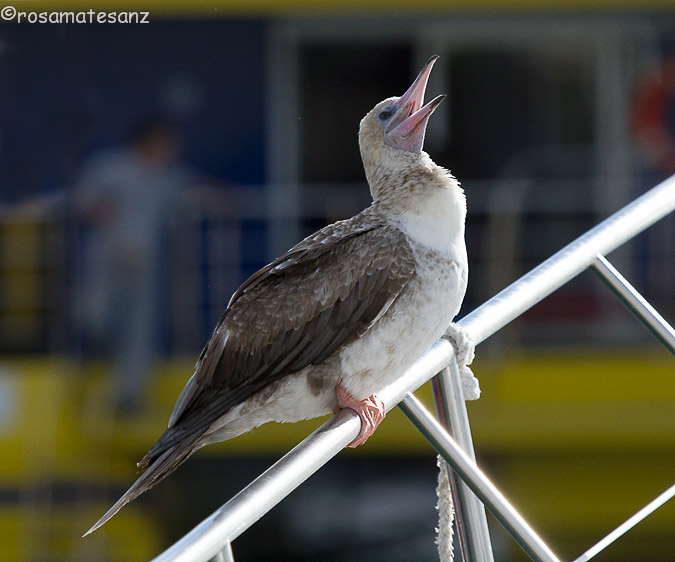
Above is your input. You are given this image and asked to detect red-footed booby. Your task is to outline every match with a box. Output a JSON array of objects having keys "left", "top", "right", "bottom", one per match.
[{"left": 85, "top": 55, "right": 470, "bottom": 536}]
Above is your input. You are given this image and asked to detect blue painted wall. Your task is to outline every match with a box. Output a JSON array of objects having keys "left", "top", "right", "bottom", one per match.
[{"left": 0, "top": 20, "right": 267, "bottom": 202}]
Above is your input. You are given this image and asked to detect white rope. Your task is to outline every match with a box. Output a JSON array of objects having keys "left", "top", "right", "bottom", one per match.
[{"left": 435, "top": 454, "right": 454, "bottom": 561}]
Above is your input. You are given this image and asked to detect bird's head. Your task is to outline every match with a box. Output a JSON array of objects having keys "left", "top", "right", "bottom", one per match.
[{"left": 359, "top": 56, "right": 445, "bottom": 197}]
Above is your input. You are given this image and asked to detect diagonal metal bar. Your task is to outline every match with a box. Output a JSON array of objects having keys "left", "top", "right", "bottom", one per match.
[
  {"left": 151, "top": 175, "right": 675, "bottom": 562},
  {"left": 152, "top": 341, "right": 459, "bottom": 562},
  {"left": 432, "top": 362, "right": 495, "bottom": 562},
  {"left": 573, "top": 482, "right": 675, "bottom": 562},
  {"left": 399, "top": 392, "right": 561, "bottom": 562},
  {"left": 592, "top": 254, "right": 675, "bottom": 355},
  {"left": 151, "top": 409, "right": 363, "bottom": 562}
]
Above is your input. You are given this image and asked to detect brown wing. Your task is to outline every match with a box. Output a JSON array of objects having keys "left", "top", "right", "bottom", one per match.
[
  {"left": 144, "top": 216, "right": 416, "bottom": 461},
  {"left": 85, "top": 209, "right": 418, "bottom": 537}
]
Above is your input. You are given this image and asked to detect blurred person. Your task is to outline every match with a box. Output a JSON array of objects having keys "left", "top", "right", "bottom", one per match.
[{"left": 75, "top": 116, "right": 192, "bottom": 415}]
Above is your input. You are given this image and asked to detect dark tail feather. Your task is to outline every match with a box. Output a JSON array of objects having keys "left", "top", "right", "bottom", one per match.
[{"left": 83, "top": 434, "right": 201, "bottom": 536}]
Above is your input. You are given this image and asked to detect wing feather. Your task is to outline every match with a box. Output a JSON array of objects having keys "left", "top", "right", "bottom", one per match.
[{"left": 148, "top": 215, "right": 416, "bottom": 465}]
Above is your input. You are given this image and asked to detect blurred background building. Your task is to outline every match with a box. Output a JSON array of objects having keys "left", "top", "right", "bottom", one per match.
[{"left": 0, "top": 1, "right": 674, "bottom": 561}]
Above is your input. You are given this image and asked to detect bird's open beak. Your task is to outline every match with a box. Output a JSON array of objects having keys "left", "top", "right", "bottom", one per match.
[{"left": 385, "top": 55, "right": 445, "bottom": 154}]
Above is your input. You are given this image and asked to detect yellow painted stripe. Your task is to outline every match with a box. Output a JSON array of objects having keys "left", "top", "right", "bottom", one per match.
[
  {"left": 0, "top": 353, "right": 672, "bottom": 556},
  {"left": 0, "top": 350, "right": 672, "bottom": 482},
  {"left": 74, "top": 351, "right": 675, "bottom": 461},
  {"left": 0, "top": 505, "right": 162, "bottom": 562}
]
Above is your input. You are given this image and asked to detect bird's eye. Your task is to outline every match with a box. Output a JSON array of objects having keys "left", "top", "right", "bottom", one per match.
[{"left": 378, "top": 110, "right": 393, "bottom": 121}]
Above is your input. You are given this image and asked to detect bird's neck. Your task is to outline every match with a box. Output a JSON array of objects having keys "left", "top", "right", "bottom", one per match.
[
  {"left": 368, "top": 153, "right": 461, "bottom": 212},
  {"left": 368, "top": 155, "right": 467, "bottom": 260},
  {"left": 365, "top": 149, "right": 424, "bottom": 203}
]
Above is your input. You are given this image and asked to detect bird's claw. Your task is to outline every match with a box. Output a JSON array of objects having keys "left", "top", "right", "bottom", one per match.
[{"left": 335, "top": 380, "right": 386, "bottom": 448}]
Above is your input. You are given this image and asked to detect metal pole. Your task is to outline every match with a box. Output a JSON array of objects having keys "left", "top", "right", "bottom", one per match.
[
  {"left": 460, "top": 175, "right": 675, "bottom": 346},
  {"left": 151, "top": 339, "right": 458, "bottom": 562},
  {"left": 399, "top": 392, "right": 562, "bottom": 562},
  {"left": 151, "top": 410, "right": 363, "bottom": 562},
  {"left": 573, "top": 482, "right": 675, "bottom": 562},
  {"left": 592, "top": 254, "right": 675, "bottom": 355},
  {"left": 431, "top": 363, "right": 495, "bottom": 562}
]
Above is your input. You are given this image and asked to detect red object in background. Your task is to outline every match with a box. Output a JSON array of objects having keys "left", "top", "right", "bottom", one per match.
[{"left": 632, "top": 56, "right": 675, "bottom": 176}]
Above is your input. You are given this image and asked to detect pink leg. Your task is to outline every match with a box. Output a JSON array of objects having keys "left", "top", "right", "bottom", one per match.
[{"left": 335, "top": 380, "right": 386, "bottom": 448}]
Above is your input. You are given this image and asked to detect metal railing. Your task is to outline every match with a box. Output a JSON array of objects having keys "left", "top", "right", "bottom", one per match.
[{"left": 151, "top": 174, "right": 675, "bottom": 562}]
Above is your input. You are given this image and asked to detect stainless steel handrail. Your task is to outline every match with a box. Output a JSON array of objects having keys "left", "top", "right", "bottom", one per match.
[{"left": 152, "top": 174, "right": 675, "bottom": 562}]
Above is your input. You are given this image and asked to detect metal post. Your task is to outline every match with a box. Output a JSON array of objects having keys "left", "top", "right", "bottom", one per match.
[
  {"left": 210, "top": 542, "right": 235, "bottom": 562},
  {"left": 592, "top": 254, "right": 675, "bottom": 355},
  {"left": 399, "top": 392, "right": 562, "bottom": 562},
  {"left": 431, "top": 362, "right": 495, "bottom": 562}
]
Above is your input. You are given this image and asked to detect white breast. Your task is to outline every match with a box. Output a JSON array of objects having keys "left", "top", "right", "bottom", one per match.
[{"left": 397, "top": 184, "right": 467, "bottom": 268}]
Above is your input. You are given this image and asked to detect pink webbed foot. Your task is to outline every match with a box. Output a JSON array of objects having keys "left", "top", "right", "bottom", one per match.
[{"left": 335, "top": 380, "right": 386, "bottom": 448}]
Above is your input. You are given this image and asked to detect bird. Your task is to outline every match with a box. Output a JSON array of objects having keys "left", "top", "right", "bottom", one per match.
[{"left": 84, "top": 54, "right": 469, "bottom": 536}]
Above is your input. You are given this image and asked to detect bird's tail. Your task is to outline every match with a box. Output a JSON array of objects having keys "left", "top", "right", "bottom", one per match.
[{"left": 83, "top": 432, "right": 201, "bottom": 536}]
